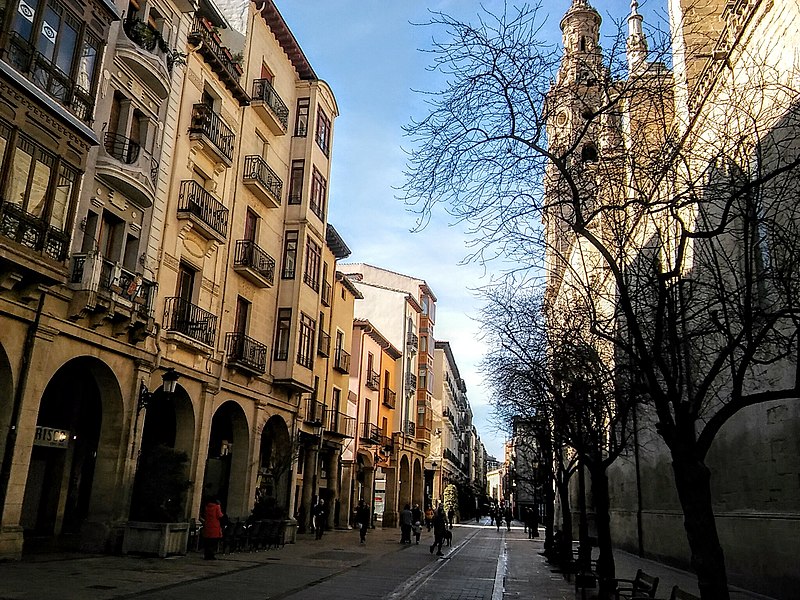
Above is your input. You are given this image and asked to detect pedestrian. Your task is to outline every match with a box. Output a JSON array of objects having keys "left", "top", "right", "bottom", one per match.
[
  {"left": 505, "top": 504, "right": 513, "bottom": 532},
  {"left": 412, "top": 503, "right": 422, "bottom": 525},
  {"left": 354, "top": 499, "right": 370, "bottom": 544},
  {"left": 399, "top": 503, "right": 413, "bottom": 544},
  {"left": 425, "top": 505, "right": 434, "bottom": 531},
  {"left": 447, "top": 507, "right": 455, "bottom": 529},
  {"left": 312, "top": 498, "right": 327, "bottom": 540},
  {"left": 522, "top": 507, "right": 528, "bottom": 534},
  {"left": 201, "top": 496, "right": 224, "bottom": 560},
  {"left": 526, "top": 506, "right": 539, "bottom": 539},
  {"left": 495, "top": 505, "right": 501, "bottom": 532},
  {"left": 429, "top": 503, "right": 447, "bottom": 556}
]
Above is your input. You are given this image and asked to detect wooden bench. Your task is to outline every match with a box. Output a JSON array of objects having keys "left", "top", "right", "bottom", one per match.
[
  {"left": 611, "top": 568, "right": 660, "bottom": 600},
  {"left": 666, "top": 586, "right": 700, "bottom": 600}
]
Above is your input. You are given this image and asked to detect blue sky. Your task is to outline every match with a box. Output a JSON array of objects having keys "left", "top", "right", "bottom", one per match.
[{"left": 275, "top": 0, "right": 664, "bottom": 459}]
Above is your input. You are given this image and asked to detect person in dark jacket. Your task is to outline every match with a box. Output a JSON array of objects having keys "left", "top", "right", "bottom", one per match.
[
  {"left": 354, "top": 499, "right": 370, "bottom": 544},
  {"left": 399, "top": 504, "right": 413, "bottom": 544},
  {"left": 312, "top": 498, "right": 327, "bottom": 540},
  {"left": 201, "top": 496, "right": 224, "bottom": 560},
  {"left": 429, "top": 504, "right": 447, "bottom": 556}
]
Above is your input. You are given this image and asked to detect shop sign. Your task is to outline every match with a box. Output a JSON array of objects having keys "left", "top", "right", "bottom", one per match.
[{"left": 34, "top": 426, "right": 70, "bottom": 449}]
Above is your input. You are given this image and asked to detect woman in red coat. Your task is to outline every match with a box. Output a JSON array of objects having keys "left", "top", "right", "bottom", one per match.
[{"left": 201, "top": 497, "right": 224, "bottom": 559}]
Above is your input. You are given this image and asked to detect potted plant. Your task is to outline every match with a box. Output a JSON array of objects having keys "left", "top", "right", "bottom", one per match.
[{"left": 122, "top": 444, "right": 192, "bottom": 557}]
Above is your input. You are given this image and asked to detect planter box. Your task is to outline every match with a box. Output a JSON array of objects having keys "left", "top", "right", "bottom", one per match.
[{"left": 122, "top": 521, "right": 189, "bottom": 557}]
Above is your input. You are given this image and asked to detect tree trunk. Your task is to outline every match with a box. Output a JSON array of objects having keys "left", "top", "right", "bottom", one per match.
[
  {"left": 590, "top": 464, "right": 616, "bottom": 600},
  {"left": 671, "top": 449, "right": 730, "bottom": 600},
  {"left": 542, "top": 463, "right": 556, "bottom": 558},
  {"left": 556, "top": 473, "right": 573, "bottom": 565}
]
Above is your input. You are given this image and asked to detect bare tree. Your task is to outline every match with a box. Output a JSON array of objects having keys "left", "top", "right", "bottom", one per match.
[{"left": 403, "top": 4, "right": 800, "bottom": 598}]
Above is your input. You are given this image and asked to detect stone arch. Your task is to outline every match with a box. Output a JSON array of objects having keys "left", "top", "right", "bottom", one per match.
[
  {"left": 202, "top": 400, "right": 250, "bottom": 518},
  {"left": 21, "top": 356, "right": 124, "bottom": 542},
  {"left": 255, "top": 414, "right": 292, "bottom": 518},
  {"left": 398, "top": 454, "right": 411, "bottom": 509},
  {"left": 0, "top": 343, "right": 14, "bottom": 476},
  {"left": 412, "top": 457, "right": 424, "bottom": 507}
]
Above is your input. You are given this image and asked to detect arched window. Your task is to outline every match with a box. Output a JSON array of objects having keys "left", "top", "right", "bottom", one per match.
[
  {"left": 581, "top": 144, "right": 598, "bottom": 163},
  {"left": 580, "top": 36, "right": 586, "bottom": 52}
]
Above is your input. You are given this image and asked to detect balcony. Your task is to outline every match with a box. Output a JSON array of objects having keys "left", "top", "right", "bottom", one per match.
[
  {"left": 380, "top": 435, "right": 394, "bottom": 453},
  {"left": 225, "top": 331, "right": 267, "bottom": 375},
  {"left": 382, "top": 387, "right": 396, "bottom": 409},
  {"left": 242, "top": 155, "right": 282, "bottom": 208},
  {"left": 117, "top": 18, "right": 172, "bottom": 99},
  {"left": 325, "top": 410, "right": 356, "bottom": 438},
  {"left": 96, "top": 133, "right": 159, "bottom": 208},
  {"left": 402, "top": 420, "right": 416, "bottom": 438},
  {"left": 177, "top": 180, "right": 229, "bottom": 241},
  {"left": 304, "top": 398, "right": 325, "bottom": 425},
  {"left": 406, "top": 331, "right": 419, "bottom": 353},
  {"left": 251, "top": 78, "right": 289, "bottom": 135},
  {"left": 321, "top": 279, "right": 332, "bottom": 307},
  {"left": 366, "top": 369, "right": 380, "bottom": 391},
  {"left": 333, "top": 348, "right": 350, "bottom": 374},
  {"left": 233, "top": 240, "right": 275, "bottom": 287},
  {"left": 405, "top": 372, "right": 417, "bottom": 392},
  {"left": 188, "top": 103, "right": 235, "bottom": 166},
  {"left": 317, "top": 329, "right": 331, "bottom": 357},
  {"left": 0, "top": 199, "right": 70, "bottom": 263},
  {"left": 186, "top": 18, "right": 248, "bottom": 104},
  {"left": 4, "top": 32, "right": 93, "bottom": 123},
  {"left": 163, "top": 296, "right": 217, "bottom": 347},
  {"left": 68, "top": 252, "right": 156, "bottom": 341},
  {"left": 361, "top": 423, "right": 381, "bottom": 444}
]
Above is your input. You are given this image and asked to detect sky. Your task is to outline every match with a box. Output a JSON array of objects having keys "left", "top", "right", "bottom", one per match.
[{"left": 273, "top": 0, "right": 665, "bottom": 460}]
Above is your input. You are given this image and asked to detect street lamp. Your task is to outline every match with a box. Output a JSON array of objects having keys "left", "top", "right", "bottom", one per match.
[{"left": 137, "top": 368, "right": 180, "bottom": 412}]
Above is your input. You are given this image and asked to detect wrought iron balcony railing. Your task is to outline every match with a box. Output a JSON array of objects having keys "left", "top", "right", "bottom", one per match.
[
  {"left": 333, "top": 348, "right": 350, "bottom": 373},
  {"left": 382, "top": 387, "right": 396, "bottom": 409},
  {"left": 405, "top": 372, "right": 417, "bottom": 391},
  {"left": 304, "top": 398, "right": 325, "bottom": 425},
  {"left": 163, "top": 296, "right": 217, "bottom": 346},
  {"left": 251, "top": 78, "right": 289, "bottom": 129},
  {"left": 177, "top": 180, "right": 229, "bottom": 239},
  {"left": 187, "top": 17, "right": 244, "bottom": 85},
  {"left": 362, "top": 422, "right": 381, "bottom": 443},
  {"left": 243, "top": 155, "right": 283, "bottom": 205},
  {"left": 189, "top": 103, "right": 235, "bottom": 163},
  {"left": 225, "top": 331, "right": 267, "bottom": 374},
  {"left": 366, "top": 369, "right": 380, "bottom": 390},
  {"left": 0, "top": 199, "right": 70, "bottom": 262},
  {"left": 403, "top": 420, "right": 416, "bottom": 438},
  {"left": 406, "top": 331, "right": 419, "bottom": 351},
  {"left": 70, "top": 253, "right": 157, "bottom": 318},
  {"left": 321, "top": 279, "right": 332, "bottom": 307},
  {"left": 103, "top": 132, "right": 159, "bottom": 184},
  {"left": 233, "top": 239, "right": 275, "bottom": 285},
  {"left": 325, "top": 410, "right": 356, "bottom": 438},
  {"left": 317, "top": 329, "right": 331, "bottom": 357}
]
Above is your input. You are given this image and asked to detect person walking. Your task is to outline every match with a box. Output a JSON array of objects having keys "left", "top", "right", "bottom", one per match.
[
  {"left": 354, "top": 499, "right": 370, "bottom": 544},
  {"left": 430, "top": 503, "right": 447, "bottom": 556},
  {"left": 425, "top": 505, "right": 434, "bottom": 531},
  {"left": 447, "top": 507, "right": 455, "bottom": 530},
  {"left": 412, "top": 504, "right": 423, "bottom": 544},
  {"left": 399, "top": 504, "right": 413, "bottom": 544},
  {"left": 312, "top": 498, "right": 327, "bottom": 540},
  {"left": 201, "top": 496, "right": 224, "bottom": 560},
  {"left": 526, "top": 505, "right": 539, "bottom": 539},
  {"left": 504, "top": 504, "right": 513, "bottom": 532}
]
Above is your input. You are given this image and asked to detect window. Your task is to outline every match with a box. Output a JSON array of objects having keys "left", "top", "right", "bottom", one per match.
[
  {"left": 310, "top": 167, "right": 326, "bottom": 220},
  {"left": 98, "top": 210, "right": 124, "bottom": 261},
  {"left": 297, "top": 312, "right": 315, "bottom": 368},
  {"left": 304, "top": 237, "right": 321, "bottom": 292},
  {"left": 281, "top": 230, "right": 298, "bottom": 279},
  {"left": 315, "top": 109, "right": 331, "bottom": 155},
  {"left": 274, "top": 308, "right": 291, "bottom": 361},
  {"left": 8, "top": 0, "right": 102, "bottom": 121},
  {"left": 244, "top": 208, "right": 258, "bottom": 242},
  {"left": 419, "top": 365, "right": 428, "bottom": 392},
  {"left": 295, "top": 98, "right": 309, "bottom": 137},
  {"left": 0, "top": 121, "right": 79, "bottom": 260},
  {"left": 234, "top": 296, "right": 249, "bottom": 335},
  {"left": 289, "top": 160, "right": 304, "bottom": 205},
  {"left": 581, "top": 144, "right": 598, "bottom": 163}
]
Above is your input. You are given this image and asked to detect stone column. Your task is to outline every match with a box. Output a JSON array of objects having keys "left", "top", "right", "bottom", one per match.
[
  {"left": 298, "top": 443, "right": 317, "bottom": 533},
  {"left": 340, "top": 461, "right": 354, "bottom": 528},
  {"left": 326, "top": 451, "right": 340, "bottom": 529},
  {"left": 382, "top": 466, "right": 398, "bottom": 528}
]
